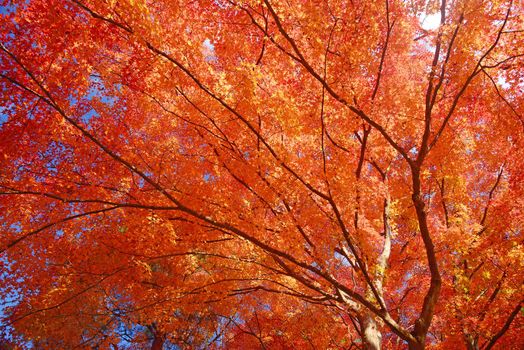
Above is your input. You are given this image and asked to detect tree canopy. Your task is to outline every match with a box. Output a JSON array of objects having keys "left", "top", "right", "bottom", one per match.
[{"left": 0, "top": 0, "right": 523, "bottom": 349}]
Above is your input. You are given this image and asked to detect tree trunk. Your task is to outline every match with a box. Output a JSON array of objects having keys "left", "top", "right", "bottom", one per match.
[
  {"left": 465, "top": 334, "right": 479, "bottom": 350},
  {"left": 359, "top": 314, "right": 382, "bottom": 350},
  {"left": 407, "top": 339, "right": 425, "bottom": 350},
  {"left": 149, "top": 326, "right": 165, "bottom": 350},
  {"left": 151, "top": 335, "right": 164, "bottom": 350},
  {"left": 357, "top": 175, "right": 392, "bottom": 350}
]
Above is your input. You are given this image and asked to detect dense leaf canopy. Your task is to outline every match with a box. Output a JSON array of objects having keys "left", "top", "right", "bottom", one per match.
[{"left": 0, "top": 0, "right": 523, "bottom": 349}]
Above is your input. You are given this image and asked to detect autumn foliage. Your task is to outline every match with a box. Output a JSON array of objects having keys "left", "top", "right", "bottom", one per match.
[{"left": 0, "top": 0, "right": 523, "bottom": 349}]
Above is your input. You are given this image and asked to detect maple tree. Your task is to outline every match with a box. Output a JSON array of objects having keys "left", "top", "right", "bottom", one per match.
[{"left": 0, "top": 0, "right": 523, "bottom": 348}]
